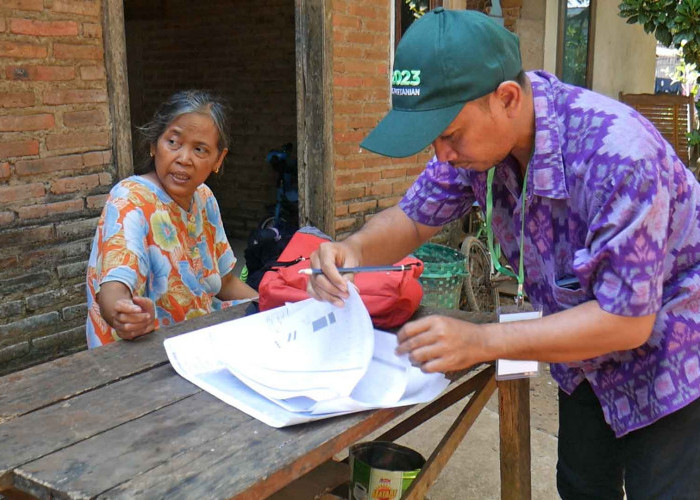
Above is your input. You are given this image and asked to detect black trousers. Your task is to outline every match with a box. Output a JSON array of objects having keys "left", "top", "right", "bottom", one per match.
[{"left": 557, "top": 380, "right": 700, "bottom": 500}]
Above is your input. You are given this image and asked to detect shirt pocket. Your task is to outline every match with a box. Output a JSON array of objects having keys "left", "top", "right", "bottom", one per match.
[{"left": 551, "top": 284, "right": 588, "bottom": 309}]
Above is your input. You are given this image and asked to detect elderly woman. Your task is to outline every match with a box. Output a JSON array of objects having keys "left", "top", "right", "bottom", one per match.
[{"left": 86, "top": 90, "right": 257, "bottom": 348}]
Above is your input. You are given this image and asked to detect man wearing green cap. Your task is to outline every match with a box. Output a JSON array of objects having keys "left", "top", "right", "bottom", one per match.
[{"left": 308, "top": 7, "right": 700, "bottom": 499}]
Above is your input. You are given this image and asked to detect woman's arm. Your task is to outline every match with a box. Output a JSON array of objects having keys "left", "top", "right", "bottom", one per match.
[
  {"left": 97, "top": 281, "right": 156, "bottom": 340},
  {"left": 217, "top": 272, "right": 258, "bottom": 301}
]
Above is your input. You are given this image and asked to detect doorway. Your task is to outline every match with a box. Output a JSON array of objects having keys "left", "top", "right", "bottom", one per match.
[{"left": 122, "top": 0, "right": 298, "bottom": 240}]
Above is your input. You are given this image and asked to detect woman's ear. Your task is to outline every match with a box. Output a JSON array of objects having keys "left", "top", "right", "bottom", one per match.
[
  {"left": 213, "top": 148, "right": 228, "bottom": 174},
  {"left": 149, "top": 143, "right": 156, "bottom": 158}
]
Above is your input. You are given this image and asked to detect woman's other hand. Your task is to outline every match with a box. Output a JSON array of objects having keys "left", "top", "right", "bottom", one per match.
[{"left": 97, "top": 282, "right": 156, "bottom": 340}]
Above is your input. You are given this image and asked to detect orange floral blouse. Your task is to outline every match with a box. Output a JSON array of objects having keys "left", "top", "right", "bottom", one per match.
[{"left": 86, "top": 176, "right": 236, "bottom": 348}]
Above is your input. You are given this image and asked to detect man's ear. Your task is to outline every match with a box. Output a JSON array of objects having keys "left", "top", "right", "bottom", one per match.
[{"left": 494, "top": 80, "right": 522, "bottom": 118}]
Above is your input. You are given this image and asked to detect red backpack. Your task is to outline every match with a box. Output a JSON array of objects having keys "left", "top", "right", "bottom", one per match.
[{"left": 258, "top": 228, "right": 424, "bottom": 329}]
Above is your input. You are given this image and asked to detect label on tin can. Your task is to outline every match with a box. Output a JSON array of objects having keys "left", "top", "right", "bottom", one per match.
[{"left": 368, "top": 471, "right": 403, "bottom": 499}]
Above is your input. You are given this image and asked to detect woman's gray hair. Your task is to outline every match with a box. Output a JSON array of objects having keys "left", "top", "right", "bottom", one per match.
[{"left": 136, "top": 90, "right": 230, "bottom": 172}]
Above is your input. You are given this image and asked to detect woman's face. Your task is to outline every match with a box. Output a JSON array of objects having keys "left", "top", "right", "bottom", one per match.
[{"left": 150, "top": 112, "right": 227, "bottom": 210}]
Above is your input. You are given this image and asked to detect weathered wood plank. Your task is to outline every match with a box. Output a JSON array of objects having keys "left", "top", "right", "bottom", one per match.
[
  {"left": 295, "top": 0, "right": 334, "bottom": 235},
  {"left": 498, "top": 378, "right": 532, "bottom": 500},
  {"left": 403, "top": 371, "right": 497, "bottom": 499},
  {"left": 13, "top": 390, "right": 411, "bottom": 500},
  {"left": 0, "top": 304, "right": 248, "bottom": 423},
  {"left": 0, "top": 365, "right": 199, "bottom": 476}
]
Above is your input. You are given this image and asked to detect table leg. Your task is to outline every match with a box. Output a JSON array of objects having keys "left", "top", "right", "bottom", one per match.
[
  {"left": 498, "top": 378, "right": 531, "bottom": 500},
  {"left": 402, "top": 370, "right": 497, "bottom": 500}
]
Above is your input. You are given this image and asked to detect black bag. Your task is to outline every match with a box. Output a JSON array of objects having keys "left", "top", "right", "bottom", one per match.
[{"left": 243, "top": 224, "right": 295, "bottom": 290}]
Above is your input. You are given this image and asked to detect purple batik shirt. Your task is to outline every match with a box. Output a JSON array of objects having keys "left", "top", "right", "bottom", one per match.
[{"left": 400, "top": 71, "right": 700, "bottom": 437}]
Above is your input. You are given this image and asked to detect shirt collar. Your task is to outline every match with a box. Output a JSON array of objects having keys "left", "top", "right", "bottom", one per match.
[{"left": 526, "top": 71, "right": 569, "bottom": 200}]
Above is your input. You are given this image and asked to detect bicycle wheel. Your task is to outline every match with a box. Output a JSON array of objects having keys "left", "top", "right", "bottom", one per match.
[{"left": 460, "top": 236, "right": 500, "bottom": 313}]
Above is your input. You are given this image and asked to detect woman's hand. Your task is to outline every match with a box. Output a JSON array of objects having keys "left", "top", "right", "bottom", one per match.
[
  {"left": 306, "top": 241, "right": 361, "bottom": 307},
  {"left": 110, "top": 296, "right": 156, "bottom": 340},
  {"left": 396, "top": 315, "right": 491, "bottom": 373},
  {"left": 97, "top": 282, "right": 156, "bottom": 340}
]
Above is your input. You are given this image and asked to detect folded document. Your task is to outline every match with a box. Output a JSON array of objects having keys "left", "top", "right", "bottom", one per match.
[{"left": 164, "top": 286, "right": 449, "bottom": 428}]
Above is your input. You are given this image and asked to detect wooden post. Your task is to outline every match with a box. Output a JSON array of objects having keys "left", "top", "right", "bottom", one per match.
[
  {"left": 103, "top": 0, "right": 133, "bottom": 180},
  {"left": 295, "top": 0, "right": 335, "bottom": 237},
  {"left": 498, "top": 378, "right": 531, "bottom": 500}
]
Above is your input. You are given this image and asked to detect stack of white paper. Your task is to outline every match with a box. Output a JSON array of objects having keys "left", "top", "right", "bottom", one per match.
[{"left": 164, "top": 286, "right": 449, "bottom": 428}]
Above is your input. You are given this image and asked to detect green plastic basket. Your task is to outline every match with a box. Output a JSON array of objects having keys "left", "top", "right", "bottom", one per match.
[{"left": 413, "top": 242, "right": 467, "bottom": 310}]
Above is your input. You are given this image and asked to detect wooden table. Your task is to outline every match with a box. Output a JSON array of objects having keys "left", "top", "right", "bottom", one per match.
[{"left": 0, "top": 304, "right": 531, "bottom": 499}]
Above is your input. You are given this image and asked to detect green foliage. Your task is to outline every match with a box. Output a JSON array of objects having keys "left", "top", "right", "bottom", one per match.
[
  {"left": 619, "top": 0, "right": 700, "bottom": 78},
  {"left": 405, "top": 0, "right": 430, "bottom": 19}
]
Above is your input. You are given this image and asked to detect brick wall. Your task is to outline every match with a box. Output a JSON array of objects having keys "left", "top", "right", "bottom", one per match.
[
  {"left": 331, "top": 0, "right": 433, "bottom": 239},
  {"left": 124, "top": 0, "right": 296, "bottom": 240},
  {"left": 0, "top": 0, "right": 112, "bottom": 375}
]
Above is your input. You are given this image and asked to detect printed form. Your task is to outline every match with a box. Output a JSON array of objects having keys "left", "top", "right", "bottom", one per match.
[{"left": 165, "top": 286, "right": 449, "bottom": 427}]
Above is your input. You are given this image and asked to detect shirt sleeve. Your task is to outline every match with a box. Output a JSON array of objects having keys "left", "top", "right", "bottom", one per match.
[
  {"left": 96, "top": 195, "right": 150, "bottom": 296},
  {"left": 399, "top": 156, "right": 476, "bottom": 226},
  {"left": 573, "top": 159, "right": 668, "bottom": 317}
]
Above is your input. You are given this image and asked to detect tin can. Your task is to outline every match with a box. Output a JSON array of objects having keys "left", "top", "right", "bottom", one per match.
[{"left": 349, "top": 441, "right": 425, "bottom": 500}]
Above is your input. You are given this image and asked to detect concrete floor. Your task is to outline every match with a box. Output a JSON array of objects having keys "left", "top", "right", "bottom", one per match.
[{"left": 231, "top": 238, "right": 561, "bottom": 499}]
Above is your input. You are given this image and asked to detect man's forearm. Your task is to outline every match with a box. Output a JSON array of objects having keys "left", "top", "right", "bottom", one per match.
[
  {"left": 483, "top": 300, "right": 656, "bottom": 363},
  {"left": 343, "top": 205, "right": 441, "bottom": 266}
]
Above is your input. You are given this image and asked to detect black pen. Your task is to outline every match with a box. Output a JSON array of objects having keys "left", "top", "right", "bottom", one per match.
[{"left": 298, "top": 264, "right": 417, "bottom": 276}]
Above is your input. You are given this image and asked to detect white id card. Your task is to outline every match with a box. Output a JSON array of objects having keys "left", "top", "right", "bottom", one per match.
[{"left": 495, "top": 305, "right": 543, "bottom": 381}]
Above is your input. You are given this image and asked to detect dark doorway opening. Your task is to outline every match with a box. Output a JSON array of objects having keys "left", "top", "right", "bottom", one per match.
[{"left": 123, "top": 0, "right": 298, "bottom": 239}]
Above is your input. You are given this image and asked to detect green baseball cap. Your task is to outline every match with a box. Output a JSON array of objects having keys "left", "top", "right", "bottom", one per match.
[{"left": 361, "top": 8, "right": 522, "bottom": 158}]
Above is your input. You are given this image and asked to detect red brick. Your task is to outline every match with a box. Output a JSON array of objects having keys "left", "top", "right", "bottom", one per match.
[
  {"left": 0, "top": 18, "right": 5, "bottom": 32},
  {"left": 82, "top": 149, "right": 110, "bottom": 166},
  {"left": 0, "top": 41, "right": 47, "bottom": 59},
  {"left": 0, "top": 140, "right": 39, "bottom": 158},
  {"left": 86, "top": 193, "right": 107, "bottom": 209},
  {"left": 381, "top": 168, "right": 407, "bottom": 179},
  {"left": 50, "top": 173, "right": 99, "bottom": 194},
  {"left": 335, "top": 217, "right": 358, "bottom": 231},
  {"left": 82, "top": 22, "right": 101, "bottom": 38},
  {"left": 0, "top": 113, "right": 54, "bottom": 132},
  {"left": 378, "top": 196, "right": 401, "bottom": 209},
  {"left": 0, "top": 182, "right": 45, "bottom": 203},
  {"left": 336, "top": 186, "right": 365, "bottom": 201},
  {"left": 45, "top": 130, "right": 109, "bottom": 151},
  {"left": 63, "top": 108, "right": 104, "bottom": 127},
  {"left": 335, "top": 205, "right": 348, "bottom": 216},
  {"left": 0, "top": 0, "right": 43, "bottom": 11},
  {"left": 15, "top": 154, "right": 83, "bottom": 177},
  {"left": 348, "top": 200, "right": 377, "bottom": 214},
  {"left": 18, "top": 199, "right": 83, "bottom": 220},
  {"left": 98, "top": 172, "right": 111, "bottom": 185},
  {"left": 43, "top": 89, "right": 106, "bottom": 105},
  {"left": 51, "top": 0, "right": 100, "bottom": 17},
  {"left": 6, "top": 65, "right": 75, "bottom": 81},
  {"left": 79, "top": 65, "right": 104, "bottom": 80},
  {"left": 367, "top": 183, "right": 393, "bottom": 196},
  {"left": 10, "top": 18, "right": 79, "bottom": 36},
  {"left": 0, "top": 162, "right": 10, "bottom": 179},
  {"left": 54, "top": 43, "right": 102, "bottom": 60},
  {"left": 0, "top": 211, "right": 16, "bottom": 226},
  {"left": 0, "top": 91, "right": 34, "bottom": 108}
]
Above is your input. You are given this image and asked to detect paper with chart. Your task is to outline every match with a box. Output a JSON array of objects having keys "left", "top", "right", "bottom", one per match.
[{"left": 164, "top": 286, "right": 449, "bottom": 427}]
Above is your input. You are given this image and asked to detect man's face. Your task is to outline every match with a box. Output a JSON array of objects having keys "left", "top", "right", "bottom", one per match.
[{"left": 431, "top": 94, "right": 516, "bottom": 171}]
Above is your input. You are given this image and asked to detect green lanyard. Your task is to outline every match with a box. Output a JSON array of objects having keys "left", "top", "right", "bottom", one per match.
[{"left": 485, "top": 166, "right": 529, "bottom": 306}]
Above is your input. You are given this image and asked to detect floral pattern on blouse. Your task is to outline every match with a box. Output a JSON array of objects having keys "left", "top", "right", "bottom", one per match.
[{"left": 85, "top": 176, "right": 236, "bottom": 348}]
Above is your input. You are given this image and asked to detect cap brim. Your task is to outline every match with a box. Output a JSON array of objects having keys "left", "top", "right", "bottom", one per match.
[{"left": 360, "top": 101, "right": 466, "bottom": 158}]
